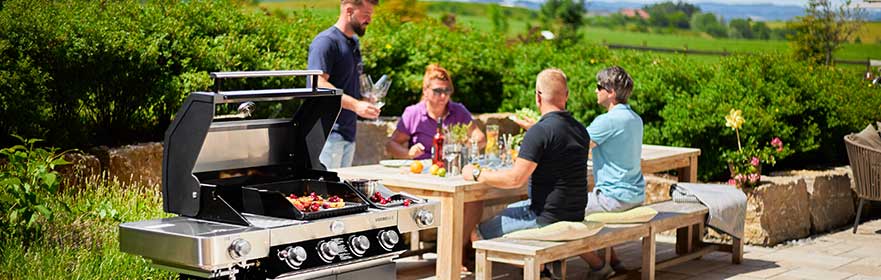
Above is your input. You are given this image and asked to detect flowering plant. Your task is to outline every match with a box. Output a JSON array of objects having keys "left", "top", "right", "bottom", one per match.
[{"left": 721, "top": 109, "right": 791, "bottom": 189}]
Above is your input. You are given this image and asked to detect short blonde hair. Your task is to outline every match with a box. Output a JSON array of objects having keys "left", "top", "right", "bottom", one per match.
[
  {"left": 536, "top": 68, "right": 568, "bottom": 97},
  {"left": 422, "top": 64, "right": 454, "bottom": 91}
]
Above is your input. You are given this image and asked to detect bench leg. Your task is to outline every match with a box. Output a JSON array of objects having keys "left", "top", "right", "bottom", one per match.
[
  {"left": 524, "top": 257, "right": 541, "bottom": 280},
  {"left": 476, "top": 249, "right": 492, "bottom": 280},
  {"left": 560, "top": 258, "right": 568, "bottom": 280},
  {"left": 732, "top": 237, "right": 743, "bottom": 264},
  {"left": 642, "top": 227, "right": 656, "bottom": 280},
  {"left": 675, "top": 225, "right": 693, "bottom": 255}
]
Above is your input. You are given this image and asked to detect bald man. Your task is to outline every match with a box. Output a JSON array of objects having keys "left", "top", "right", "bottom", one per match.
[{"left": 462, "top": 68, "right": 590, "bottom": 241}]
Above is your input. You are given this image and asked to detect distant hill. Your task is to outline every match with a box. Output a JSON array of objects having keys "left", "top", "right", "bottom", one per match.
[{"left": 430, "top": 0, "right": 881, "bottom": 21}]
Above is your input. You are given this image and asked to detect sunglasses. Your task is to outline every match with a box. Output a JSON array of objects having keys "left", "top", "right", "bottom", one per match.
[
  {"left": 596, "top": 83, "right": 607, "bottom": 92},
  {"left": 432, "top": 87, "right": 453, "bottom": 96}
]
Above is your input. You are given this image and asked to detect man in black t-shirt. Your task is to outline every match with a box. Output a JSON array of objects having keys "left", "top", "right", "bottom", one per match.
[
  {"left": 462, "top": 68, "right": 590, "bottom": 240},
  {"left": 308, "top": 0, "right": 381, "bottom": 169}
]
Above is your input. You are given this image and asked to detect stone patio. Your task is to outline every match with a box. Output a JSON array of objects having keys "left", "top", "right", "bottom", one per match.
[{"left": 396, "top": 218, "right": 881, "bottom": 280}]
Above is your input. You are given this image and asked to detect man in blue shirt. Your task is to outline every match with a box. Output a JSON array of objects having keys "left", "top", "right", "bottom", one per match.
[
  {"left": 580, "top": 66, "right": 645, "bottom": 279},
  {"left": 308, "top": 0, "right": 381, "bottom": 169}
]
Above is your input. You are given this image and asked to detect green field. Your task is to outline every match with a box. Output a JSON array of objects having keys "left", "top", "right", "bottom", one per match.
[{"left": 259, "top": 0, "right": 880, "bottom": 62}]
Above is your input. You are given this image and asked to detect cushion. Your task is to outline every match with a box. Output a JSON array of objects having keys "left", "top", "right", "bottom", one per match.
[
  {"left": 503, "top": 221, "right": 604, "bottom": 241},
  {"left": 852, "top": 124, "right": 881, "bottom": 150},
  {"left": 585, "top": 206, "right": 658, "bottom": 224}
]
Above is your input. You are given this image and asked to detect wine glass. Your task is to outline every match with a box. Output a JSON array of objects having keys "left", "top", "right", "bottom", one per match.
[{"left": 372, "top": 75, "right": 391, "bottom": 109}]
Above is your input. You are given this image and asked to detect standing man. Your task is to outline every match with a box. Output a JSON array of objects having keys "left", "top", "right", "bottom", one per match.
[
  {"left": 462, "top": 68, "right": 589, "bottom": 274},
  {"left": 309, "top": 0, "right": 381, "bottom": 169},
  {"left": 580, "top": 66, "right": 645, "bottom": 280}
]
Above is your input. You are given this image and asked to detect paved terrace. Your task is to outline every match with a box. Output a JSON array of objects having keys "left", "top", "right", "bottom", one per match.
[{"left": 396, "top": 218, "right": 881, "bottom": 280}]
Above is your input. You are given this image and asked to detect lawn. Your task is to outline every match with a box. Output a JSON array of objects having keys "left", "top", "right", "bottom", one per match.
[{"left": 259, "top": 0, "right": 880, "bottom": 62}]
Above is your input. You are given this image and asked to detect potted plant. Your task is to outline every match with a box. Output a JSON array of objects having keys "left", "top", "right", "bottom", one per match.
[{"left": 721, "top": 109, "right": 791, "bottom": 189}]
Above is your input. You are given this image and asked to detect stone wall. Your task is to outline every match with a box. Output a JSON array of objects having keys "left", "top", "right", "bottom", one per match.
[
  {"left": 87, "top": 143, "right": 163, "bottom": 187},
  {"left": 774, "top": 167, "right": 856, "bottom": 234},
  {"left": 744, "top": 176, "right": 811, "bottom": 246}
]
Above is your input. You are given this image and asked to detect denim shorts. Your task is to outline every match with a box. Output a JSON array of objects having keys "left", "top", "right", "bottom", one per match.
[
  {"left": 319, "top": 132, "right": 356, "bottom": 169},
  {"left": 477, "top": 199, "right": 541, "bottom": 240},
  {"left": 585, "top": 189, "right": 643, "bottom": 215}
]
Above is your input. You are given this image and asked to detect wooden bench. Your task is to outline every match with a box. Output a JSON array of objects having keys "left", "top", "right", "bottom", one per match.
[{"left": 471, "top": 200, "right": 744, "bottom": 280}]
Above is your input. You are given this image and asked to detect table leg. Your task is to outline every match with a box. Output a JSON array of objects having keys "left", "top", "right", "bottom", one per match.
[
  {"left": 677, "top": 156, "right": 699, "bottom": 182},
  {"left": 410, "top": 230, "right": 422, "bottom": 259},
  {"left": 436, "top": 192, "right": 465, "bottom": 280}
]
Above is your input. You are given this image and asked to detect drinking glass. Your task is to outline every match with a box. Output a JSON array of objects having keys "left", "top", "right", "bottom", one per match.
[
  {"left": 485, "top": 125, "right": 499, "bottom": 156},
  {"left": 443, "top": 143, "right": 462, "bottom": 176},
  {"left": 372, "top": 75, "right": 391, "bottom": 109}
]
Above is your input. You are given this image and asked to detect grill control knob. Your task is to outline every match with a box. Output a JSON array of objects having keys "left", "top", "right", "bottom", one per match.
[
  {"left": 350, "top": 235, "right": 370, "bottom": 256},
  {"left": 228, "top": 239, "right": 251, "bottom": 259},
  {"left": 416, "top": 209, "right": 434, "bottom": 227},
  {"left": 319, "top": 241, "right": 342, "bottom": 262},
  {"left": 378, "top": 230, "right": 399, "bottom": 251},
  {"left": 279, "top": 246, "right": 307, "bottom": 268}
]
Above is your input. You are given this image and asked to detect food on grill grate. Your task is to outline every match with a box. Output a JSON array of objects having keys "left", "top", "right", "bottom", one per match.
[{"left": 286, "top": 193, "right": 346, "bottom": 212}]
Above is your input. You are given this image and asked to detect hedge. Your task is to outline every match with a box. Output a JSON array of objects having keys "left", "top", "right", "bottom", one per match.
[{"left": 1, "top": 0, "right": 879, "bottom": 180}]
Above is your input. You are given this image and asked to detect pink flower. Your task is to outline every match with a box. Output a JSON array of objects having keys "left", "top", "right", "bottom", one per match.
[
  {"left": 750, "top": 157, "right": 760, "bottom": 167},
  {"left": 735, "top": 174, "right": 745, "bottom": 182},
  {"left": 776, "top": 146, "right": 783, "bottom": 152},
  {"left": 748, "top": 173, "right": 760, "bottom": 184},
  {"left": 728, "top": 179, "right": 737, "bottom": 185},
  {"left": 771, "top": 137, "right": 782, "bottom": 147}
]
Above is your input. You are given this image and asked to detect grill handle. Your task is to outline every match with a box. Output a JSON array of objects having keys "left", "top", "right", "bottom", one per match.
[{"left": 210, "top": 70, "right": 327, "bottom": 95}]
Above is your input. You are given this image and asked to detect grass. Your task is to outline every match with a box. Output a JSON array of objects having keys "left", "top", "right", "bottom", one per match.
[
  {"left": 0, "top": 174, "right": 175, "bottom": 280},
  {"left": 767, "top": 21, "right": 881, "bottom": 44}
]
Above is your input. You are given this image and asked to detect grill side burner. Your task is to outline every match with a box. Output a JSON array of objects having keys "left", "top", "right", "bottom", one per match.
[{"left": 119, "top": 70, "right": 440, "bottom": 280}]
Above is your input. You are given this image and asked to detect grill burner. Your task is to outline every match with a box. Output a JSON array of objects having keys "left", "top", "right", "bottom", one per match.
[{"left": 118, "top": 71, "right": 439, "bottom": 280}]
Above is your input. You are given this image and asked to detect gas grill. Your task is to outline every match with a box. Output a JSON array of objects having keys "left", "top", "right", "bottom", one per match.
[{"left": 118, "top": 70, "right": 439, "bottom": 280}]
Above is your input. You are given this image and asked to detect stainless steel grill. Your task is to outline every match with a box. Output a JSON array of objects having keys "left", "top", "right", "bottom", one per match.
[{"left": 118, "top": 70, "right": 439, "bottom": 280}]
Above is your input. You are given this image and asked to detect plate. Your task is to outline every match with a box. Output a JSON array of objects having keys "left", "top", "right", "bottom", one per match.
[{"left": 379, "top": 159, "right": 413, "bottom": 168}]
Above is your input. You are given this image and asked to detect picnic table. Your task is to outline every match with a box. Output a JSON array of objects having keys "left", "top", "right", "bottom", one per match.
[{"left": 334, "top": 144, "right": 700, "bottom": 280}]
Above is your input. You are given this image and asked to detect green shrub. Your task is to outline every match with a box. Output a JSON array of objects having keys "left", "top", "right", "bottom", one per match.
[
  {"left": 362, "top": 16, "right": 511, "bottom": 116},
  {"left": 0, "top": 0, "right": 328, "bottom": 148},
  {"left": 0, "top": 136, "right": 69, "bottom": 243}
]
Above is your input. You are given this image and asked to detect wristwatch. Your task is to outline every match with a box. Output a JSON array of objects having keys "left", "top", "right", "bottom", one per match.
[{"left": 472, "top": 167, "right": 482, "bottom": 181}]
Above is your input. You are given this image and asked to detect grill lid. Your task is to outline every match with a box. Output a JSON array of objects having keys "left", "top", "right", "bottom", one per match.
[{"left": 162, "top": 70, "right": 343, "bottom": 219}]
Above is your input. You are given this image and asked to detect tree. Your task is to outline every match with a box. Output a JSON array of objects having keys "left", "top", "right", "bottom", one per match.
[
  {"left": 787, "top": 0, "right": 866, "bottom": 65},
  {"left": 728, "top": 18, "right": 753, "bottom": 39},
  {"left": 645, "top": 1, "right": 700, "bottom": 29},
  {"left": 751, "top": 21, "right": 771, "bottom": 40},
  {"left": 690, "top": 12, "right": 727, "bottom": 38},
  {"left": 488, "top": 4, "right": 509, "bottom": 35},
  {"left": 539, "top": 0, "right": 587, "bottom": 43}
]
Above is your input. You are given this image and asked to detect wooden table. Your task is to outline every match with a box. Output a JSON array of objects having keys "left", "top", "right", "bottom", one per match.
[{"left": 334, "top": 144, "right": 700, "bottom": 280}]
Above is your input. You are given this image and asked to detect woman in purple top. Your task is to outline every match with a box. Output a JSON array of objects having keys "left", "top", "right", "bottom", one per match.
[
  {"left": 386, "top": 64, "right": 486, "bottom": 160},
  {"left": 385, "top": 64, "right": 486, "bottom": 271}
]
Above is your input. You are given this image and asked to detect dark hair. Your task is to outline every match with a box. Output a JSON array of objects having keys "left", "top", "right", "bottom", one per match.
[{"left": 596, "top": 66, "right": 634, "bottom": 103}]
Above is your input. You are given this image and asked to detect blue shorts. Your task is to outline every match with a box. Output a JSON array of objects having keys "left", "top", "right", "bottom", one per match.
[{"left": 476, "top": 199, "right": 541, "bottom": 240}]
